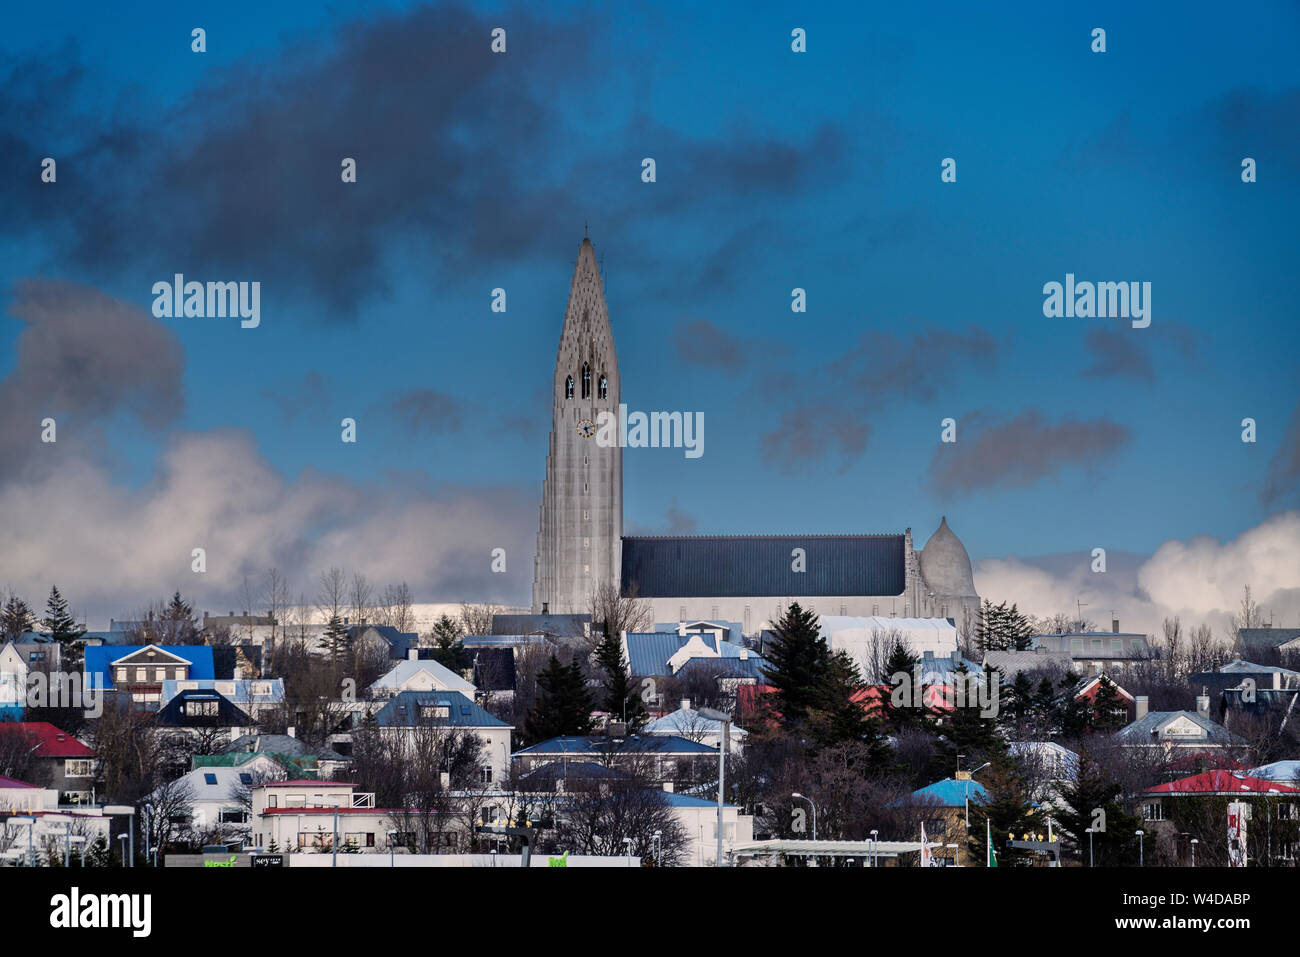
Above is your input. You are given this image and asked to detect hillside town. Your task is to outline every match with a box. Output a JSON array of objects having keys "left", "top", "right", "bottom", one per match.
[{"left": 2, "top": 580, "right": 1296, "bottom": 868}]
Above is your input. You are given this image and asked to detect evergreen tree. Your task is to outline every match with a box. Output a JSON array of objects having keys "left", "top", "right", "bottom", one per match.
[
  {"left": 428, "top": 615, "right": 471, "bottom": 672},
  {"left": 593, "top": 631, "right": 646, "bottom": 730},
  {"left": 880, "top": 638, "right": 928, "bottom": 731},
  {"left": 806, "top": 650, "right": 890, "bottom": 765},
  {"left": 524, "top": 654, "right": 594, "bottom": 743},
  {"left": 43, "top": 586, "right": 85, "bottom": 665},
  {"left": 966, "top": 752, "right": 1036, "bottom": 867},
  {"left": 975, "top": 600, "right": 1034, "bottom": 653},
  {"left": 0, "top": 595, "right": 36, "bottom": 640},
  {"left": 1055, "top": 750, "right": 1141, "bottom": 866},
  {"left": 160, "top": 591, "right": 199, "bottom": 643},
  {"left": 1004, "top": 603, "right": 1034, "bottom": 651},
  {"left": 761, "top": 602, "right": 828, "bottom": 726},
  {"left": 1087, "top": 676, "right": 1129, "bottom": 734},
  {"left": 319, "top": 613, "right": 350, "bottom": 663}
]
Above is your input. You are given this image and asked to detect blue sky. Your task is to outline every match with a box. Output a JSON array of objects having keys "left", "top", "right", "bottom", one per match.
[{"left": 1, "top": 1, "right": 1297, "bottom": 625}]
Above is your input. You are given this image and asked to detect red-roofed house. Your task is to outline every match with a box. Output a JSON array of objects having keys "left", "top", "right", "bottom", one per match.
[
  {"left": 0, "top": 722, "right": 97, "bottom": 805},
  {"left": 1136, "top": 770, "right": 1300, "bottom": 865}
]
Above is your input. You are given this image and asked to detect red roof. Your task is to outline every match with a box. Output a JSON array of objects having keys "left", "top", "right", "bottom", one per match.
[
  {"left": 0, "top": 722, "right": 96, "bottom": 758},
  {"left": 0, "top": 775, "right": 37, "bottom": 789},
  {"left": 1145, "top": 770, "right": 1300, "bottom": 795},
  {"left": 258, "top": 779, "right": 356, "bottom": 788}
]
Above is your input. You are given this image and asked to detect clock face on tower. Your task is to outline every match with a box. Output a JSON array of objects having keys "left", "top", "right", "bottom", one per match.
[{"left": 577, "top": 418, "right": 596, "bottom": 438}]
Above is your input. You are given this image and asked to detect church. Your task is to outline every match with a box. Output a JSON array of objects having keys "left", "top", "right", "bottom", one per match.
[{"left": 531, "top": 237, "right": 980, "bottom": 637}]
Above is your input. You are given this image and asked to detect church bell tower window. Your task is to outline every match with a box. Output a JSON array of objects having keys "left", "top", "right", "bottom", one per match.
[
  {"left": 598, "top": 373, "right": 607, "bottom": 399},
  {"left": 581, "top": 363, "right": 591, "bottom": 399},
  {"left": 565, "top": 376, "right": 574, "bottom": 400}
]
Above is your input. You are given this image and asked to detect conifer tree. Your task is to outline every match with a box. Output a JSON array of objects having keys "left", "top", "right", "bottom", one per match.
[
  {"left": 428, "top": 614, "right": 471, "bottom": 672},
  {"left": 0, "top": 595, "right": 36, "bottom": 640},
  {"left": 761, "top": 602, "right": 828, "bottom": 726},
  {"left": 593, "top": 631, "right": 646, "bottom": 729},
  {"left": 43, "top": 586, "right": 85, "bottom": 664},
  {"left": 1054, "top": 750, "right": 1141, "bottom": 866},
  {"left": 524, "top": 654, "right": 594, "bottom": 743},
  {"left": 319, "top": 613, "right": 350, "bottom": 663},
  {"left": 966, "top": 752, "right": 1036, "bottom": 867}
]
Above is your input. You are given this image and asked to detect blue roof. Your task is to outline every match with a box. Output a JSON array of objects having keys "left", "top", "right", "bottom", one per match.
[
  {"left": 84, "top": 645, "right": 215, "bottom": 689},
  {"left": 624, "top": 632, "right": 765, "bottom": 678},
  {"left": 621, "top": 534, "right": 906, "bottom": 598},
  {"left": 661, "top": 791, "right": 739, "bottom": 810},
  {"left": 514, "top": 734, "right": 717, "bottom": 756},
  {"left": 371, "top": 690, "right": 510, "bottom": 729},
  {"left": 911, "top": 778, "right": 987, "bottom": 807}
]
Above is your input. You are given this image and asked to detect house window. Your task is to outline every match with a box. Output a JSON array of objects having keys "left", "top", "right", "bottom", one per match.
[
  {"left": 186, "top": 699, "right": 219, "bottom": 717},
  {"left": 219, "top": 810, "right": 248, "bottom": 824},
  {"left": 1091, "top": 639, "right": 1103, "bottom": 653},
  {"left": 135, "top": 668, "right": 147, "bottom": 682},
  {"left": 1132, "top": 639, "right": 1143, "bottom": 654},
  {"left": 1142, "top": 802, "right": 1164, "bottom": 821},
  {"left": 268, "top": 795, "right": 278, "bottom": 808},
  {"left": 480, "top": 766, "right": 493, "bottom": 784},
  {"left": 1070, "top": 639, "right": 1082, "bottom": 656},
  {"left": 419, "top": 704, "right": 451, "bottom": 720},
  {"left": 204, "top": 773, "right": 218, "bottom": 785},
  {"left": 1111, "top": 638, "right": 1122, "bottom": 654},
  {"left": 65, "top": 760, "right": 93, "bottom": 778}
]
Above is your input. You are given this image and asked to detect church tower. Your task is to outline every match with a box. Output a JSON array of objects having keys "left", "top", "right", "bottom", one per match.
[{"left": 532, "top": 237, "right": 623, "bottom": 614}]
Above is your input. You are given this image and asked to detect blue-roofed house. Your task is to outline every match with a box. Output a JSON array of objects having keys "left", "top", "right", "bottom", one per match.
[
  {"left": 348, "top": 625, "right": 419, "bottom": 660},
  {"left": 84, "top": 644, "right": 216, "bottom": 707},
  {"left": 348, "top": 690, "right": 512, "bottom": 784},
  {"left": 512, "top": 733, "right": 718, "bottom": 786},
  {"left": 1247, "top": 761, "right": 1300, "bottom": 785},
  {"left": 910, "top": 774, "right": 989, "bottom": 866},
  {"left": 660, "top": 790, "right": 755, "bottom": 867},
  {"left": 1114, "top": 700, "right": 1248, "bottom": 769},
  {"left": 624, "top": 631, "right": 766, "bottom": 679},
  {"left": 643, "top": 702, "right": 748, "bottom": 753},
  {"left": 367, "top": 655, "right": 476, "bottom": 698},
  {"left": 160, "top": 678, "right": 285, "bottom": 720}
]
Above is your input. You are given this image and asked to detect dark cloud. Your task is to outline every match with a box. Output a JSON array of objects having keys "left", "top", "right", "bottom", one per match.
[
  {"left": 674, "top": 318, "right": 748, "bottom": 372},
  {"left": 386, "top": 388, "right": 462, "bottom": 435},
  {"left": 0, "top": 6, "right": 848, "bottom": 319},
  {"left": 1262, "top": 396, "right": 1300, "bottom": 507},
  {"left": 261, "top": 371, "right": 331, "bottom": 424},
  {"left": 663, "top": 499, "right": 697, "bottom": 535},
  {"left": 759, "top": 405, "right": 870, "bottom": 474},
  {"left": 929, "top": 409, "right": 1132, "bottom": 496},
  {"left": 0, "top": 278, "right": 185, "bottom": 480},
  {"left": 829, "top": 326, "right": 997, "bottom": 403},
  {"left": 1081, "top": 325, "right": 1156, "bottom": 383}
]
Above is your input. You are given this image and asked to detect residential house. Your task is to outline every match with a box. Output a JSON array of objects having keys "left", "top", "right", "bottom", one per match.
[
  {"left": 249, "top": 779, "right": 385, "bottom": 853},
  {"left": 1237, "top": 627, "right": 1300, "bottom": 661},
  {"left": 367, "top": 651, "right": 476, "bottom": 698},
  {"left": 512, "top": 733, "right": 718, "bottom": 787},
  {"left": 0, "top": 722, "right": 97, "bottom": 805},
  {"left": 1074, "top": 672, "right": 1137, "bottom": 724},
  {"left": 220, "top": 733, "right": 351, "bottom": 779},
  {"left": 84, "top": 644, "right": 216, "bottom": 709},
  {"left": 1189, "top": 658, "right": 1300, "bottom": 720},
  {"left": 1008, "top": 741, "right": 1079, "bottom": 809},
  {"left": 1137, "top": 770, "right": 1300, "bottom": 865},
  {"left": 821, "top": 616, "right": 960, "bottom": 673},
  {"left": 663, "top": 791, "right": 755, "bottom": 867},
  {"left": 908, "top": 774, "right": 988, "bottom": 867},
  {"left": 470, "top": 648, "right": 516, "bottom": 706},
  {"left": 490, "top": 612, "right": 590, "bottom": 642},
  {"left": 643, "top": 701, "right": 747, "bottom": 753},
  {"left": 160, "top": 678, "right": 284, "bottom": 721},
  {"left": 347, "top": 625, "right": 419, "bottom": 661},
  {"left": 1031, "top": 624, "right": 1156, "bottom": 676},
  {"left": 982, "top": 648, "right": 1073, "bottom": 681},
  {"left": 149, "top": 754, "right": 287, "bottom": 845},
  {"left": 1113, "top": 696, "right": 1249, "bottom": 769}
]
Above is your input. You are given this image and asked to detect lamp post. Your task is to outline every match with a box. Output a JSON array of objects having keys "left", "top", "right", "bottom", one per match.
[
  {"left": 104, "top": 806, "right": 134, "bottom": 868},
  {"left": 1136, "top": 829, "right": 1144, "bottom": 867},
  {"left": 388, "top": 829, "right": 398, "bottom": 868},
  {"left": 652, "top": 829, "right": 662, "bottom": 867},
  {"left": 332, "top": 806, "right": 339, "bottom": 868},
  {"left": 791, "top": 793, "right": 817, "bottom": 841},
  {"left": 698, "top": 707, "right": 731, "bottom": 867},
  {"left": 1190, "top": 838, "right": 1198, "bottom": 868},
  {"left": 1085, "top": 827, "right": 1094, "bottom": 867},
  {"left": 118, "top": 833, "right": 129, "bottom": 866},
  {"left": 622, "top": 836, "right": 634, "bottom": 866},
  {"left": 870, "top": 829, "right": 879, "bottom": 868}
]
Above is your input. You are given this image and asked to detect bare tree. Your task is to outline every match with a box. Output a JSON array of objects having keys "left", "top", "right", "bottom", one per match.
[
  {"left": 555, "top": 772, "right": 690, "bottom": 865},
  {"left": 1229, "top": 584, "right": 1270, "bottom": 649},
  {"left": 375, "top": 582, "right": 414, "bottom": 633},
  {"left": 262, "top": 567, "right": 291, "bottom": 645},
  {"left": 349, "top": 572, "right": 374, "bottom": 627},
  {"left": 317, "top": 568, "right": 347, "bottom": 623},
  {"left": 1159, "top": 616, "right": 1183, "bottom": 680},
  {"left": 588, "top": 581, "right": 652, "bottom": 648},
  {"left": 458, "top": 603, "right": 501, "bottom": 639}
]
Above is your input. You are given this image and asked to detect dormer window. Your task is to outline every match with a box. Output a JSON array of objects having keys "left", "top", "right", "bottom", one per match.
[
  {"left": 581, "top": 363, "right": 591, "bottom": 399},
  {"left": 565, "top": 376, "right": 574, "bottom": 400},
  {"left": 598, "top": 373, "right": 607, "bottom": 399}
]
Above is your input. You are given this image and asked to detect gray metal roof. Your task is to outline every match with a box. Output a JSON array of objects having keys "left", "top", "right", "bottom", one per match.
[{"left": 620, "top": 534, "right": 906, "bottom": 598}]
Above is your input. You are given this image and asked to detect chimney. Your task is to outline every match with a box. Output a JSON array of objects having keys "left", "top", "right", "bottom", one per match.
[
  {"left": 287, "top": 726, "right": 297, "bottom": 739},
  {"left": 662, "top": 782, "right": 674, "bottom": 793},
  {"left": 541, "top": 602, "right": 549, "bottom": 614},
  {"left": 408, "top": 648, "right": 419, "bottom": 661},
  {"left": 681, "top": 699, "right": 691, "bottom": 712},
  {"left": 1135, "top": 696, "right": 1148, "bottom": 721},
  {"left": 1197, "top": 693, "right": 1210, "bottom": 720},
  {"left": 1112, "top": 619, "right": 1120, "bottom": 634}
]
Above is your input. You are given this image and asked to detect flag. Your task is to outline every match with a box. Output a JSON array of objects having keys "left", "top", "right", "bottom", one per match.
[
  {"left": 920, "top": 823, "right": 932, "bottom": 867},
  {"left": 987, "top": 818, "right": 998, "bottom": 868}
]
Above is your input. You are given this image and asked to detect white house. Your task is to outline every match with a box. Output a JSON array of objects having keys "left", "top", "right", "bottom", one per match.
[
  {"left": 367, "top": 651, "right": 476, "bottom": 697},
  {"left": 643, "top": 701, "right": 747, "bottom": 753},
  {"left": 661, "top": 791, "right": 754, "bottom": 867},
  {"left": 821, "top": 617, "right": 959, "bottom": 678}
]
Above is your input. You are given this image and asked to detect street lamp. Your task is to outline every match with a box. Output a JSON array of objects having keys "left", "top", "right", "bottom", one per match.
[
  {"left": 791, "top": 793, "right": 818, "bottom": 841},
  {"left": 1136, "top": 829, "right": 1144, "bottom": 867},
  {"left": 104, "top": 806, "right": 134, "bottom": 868},
  {"left": 652, "top": 829, "right": 662, "bottom": 867},
  {"left": 698, "top": 707, "right": 732, "bottom": 867},
  {"left": 622, "top": 836, "right": 634, "bottom": 866},
  {"left": 1085, "top": 827, "right": 1094, "bottom": 867},
  {"left": 870, "top": 829, "right": 879, "bottom": 868},
  {"left": 1190, "top": 838, "right": 1198, "bottom": 868},
  {"left": 387, "top": 829, "right": 398, "bottom": 868}
]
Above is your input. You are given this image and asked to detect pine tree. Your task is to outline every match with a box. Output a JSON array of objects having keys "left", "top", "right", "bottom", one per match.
[
  {"left": 880, "top": 637, "right": 927, "bottom": 731},
  {"left": 319, "top": 613, "right": 350, "bottom": 663},
  {"left": 428, "top": 615, "right": 471, "bottom": 672},
  {"left": 1004, "top": 603, "right": 1034, "bottom": 651},
  {"left": 43, "top": 586, "right": 85, "bottom": 664},
  {"left": 0, "top": 595, "right": 36, "bottom": 640},
  {"left": 160, "top": 591, "right": 199, "bottom": 643},
  {"left": 806, "top": 650, "right": 890, "bottom": 764},
  {"left": 761, "top": 602, "right": 828, "bottom": 726},
  {"left": 975, "top": 599, "right": 1003, "bottom": 653},
  {"left": 593, "top": 631, "right": 646, "bottom": 729},
  {"left": 524, "top": 654, "right": 594, "bottom": 743},
  {"left": 1055, "top": 750, "right": 1141, "bottom": 866},
  {"left": 1087, "top": 676, "right": 1129, "bottom": 733},
  {"left": 966, "top": 752, "right": 1036, "bottom": 867}
]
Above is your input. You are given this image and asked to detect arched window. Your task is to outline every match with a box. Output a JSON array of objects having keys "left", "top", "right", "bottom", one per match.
[
  {"left": 598, "top": 373, "right": 607, "bottom": 399},
  {"left": 581, "top": 363, "right": 591, "bottom": 399},
  {"left": 565, "top": 376, "right": 574, "bottom": 400}
]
